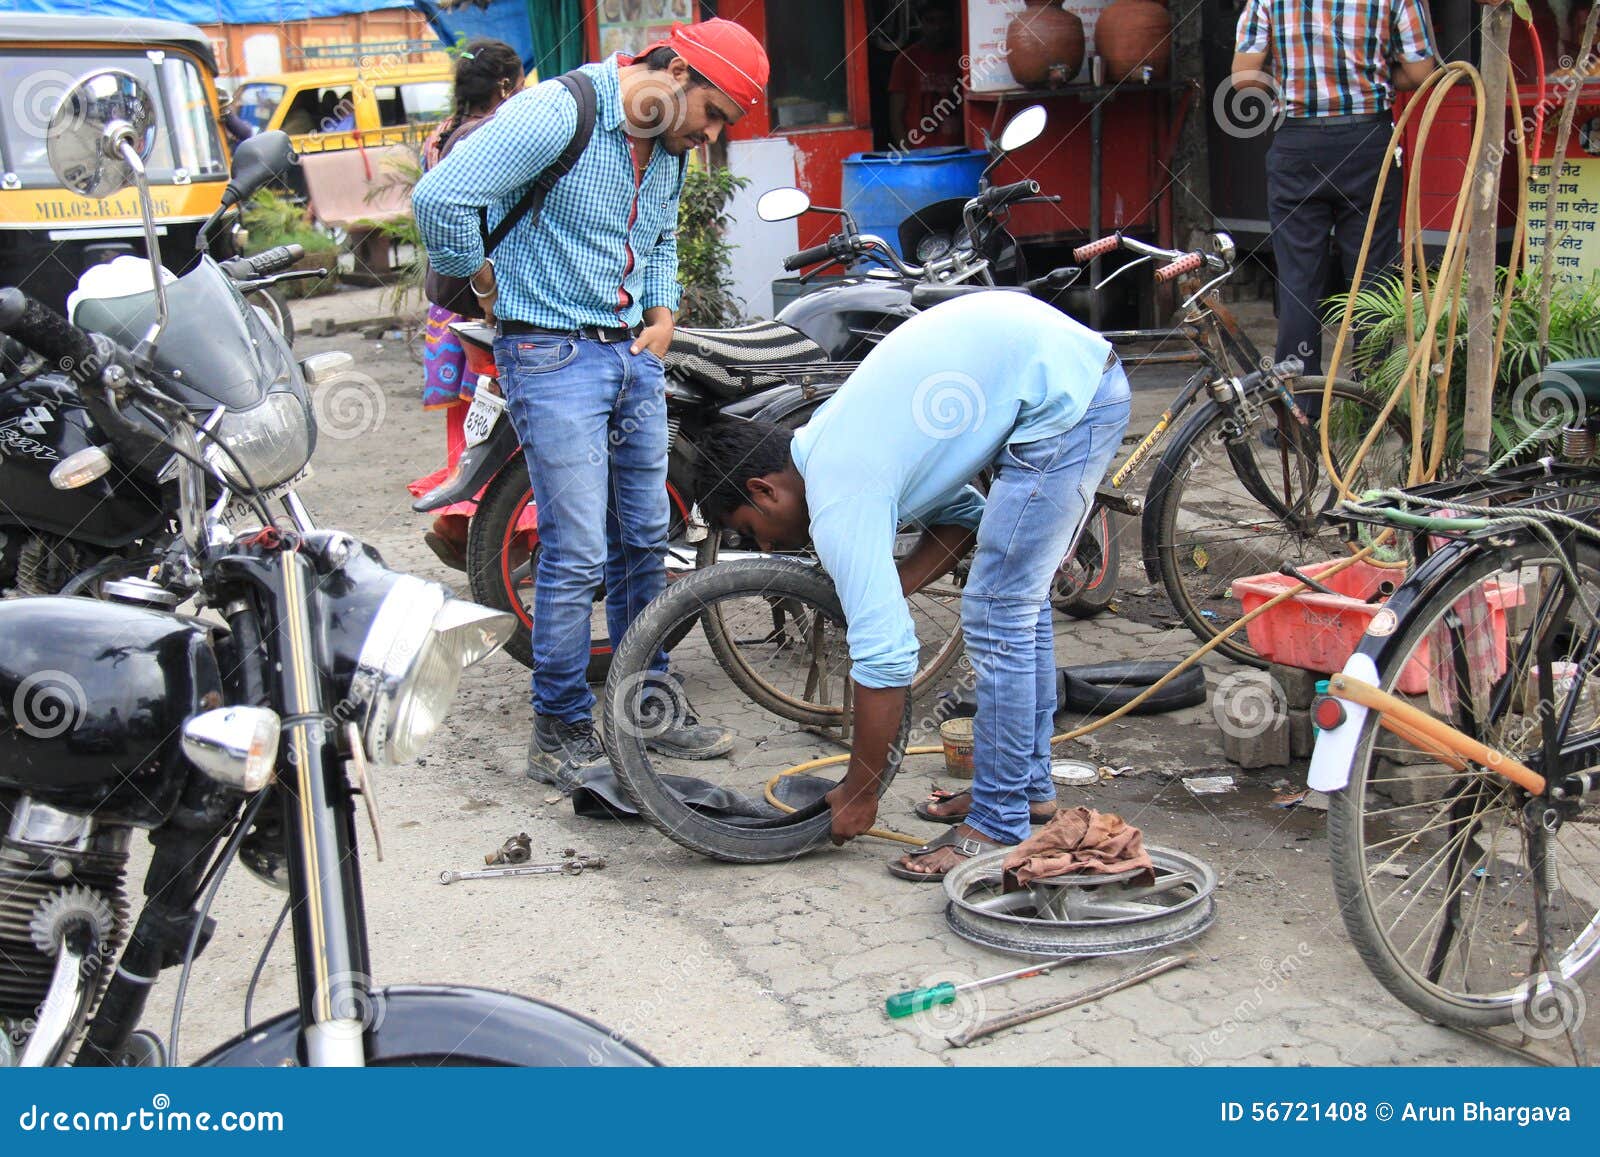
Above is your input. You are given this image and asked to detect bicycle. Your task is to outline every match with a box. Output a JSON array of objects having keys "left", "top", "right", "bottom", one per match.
[
  {"left": 1311, "top": 461, "right": 1600, "bottom": 1049},
  {"left": 1070, "top": 230, "right": 1413, "bottom": 666}
]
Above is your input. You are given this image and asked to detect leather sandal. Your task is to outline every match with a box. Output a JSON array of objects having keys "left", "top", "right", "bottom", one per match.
[
  {"left": 914, "top": 788, "right": 1058, "bottom": 826},
  {"left": 886, "top": 827, "right": 1009, "bottom": 883}
]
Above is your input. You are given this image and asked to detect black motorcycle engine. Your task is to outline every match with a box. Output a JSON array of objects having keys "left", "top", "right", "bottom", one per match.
[{"left": 0, "top": 794, "right": 131, "bottom": 1065}]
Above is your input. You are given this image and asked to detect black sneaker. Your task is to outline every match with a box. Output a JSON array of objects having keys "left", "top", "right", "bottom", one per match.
[
  {"left": 527, "top": 714, "right": 607, "bottom": 791},
  {"left": 645, "top": 705, "right": 735, "bottom": 761}
]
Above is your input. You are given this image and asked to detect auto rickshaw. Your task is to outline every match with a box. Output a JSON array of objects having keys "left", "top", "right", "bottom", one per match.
[
  {"left": 0, "top": 13, "right": 231, "bottom": 314},
  {"left": 230, "top": 59, "right": 458, "bottom": 157}
]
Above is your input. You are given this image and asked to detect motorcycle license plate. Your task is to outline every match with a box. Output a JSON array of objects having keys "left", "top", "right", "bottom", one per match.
[
  {"left": 463, "top": 389, "right": 505, "bottom": 447},
  {"left": 221, "top": 466, "right": 312, "bottom": 526}
]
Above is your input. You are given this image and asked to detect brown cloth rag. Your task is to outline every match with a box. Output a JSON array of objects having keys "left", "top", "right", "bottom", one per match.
[{"left": 1002, "top": 806, "right": 1155, "bottom": 891}]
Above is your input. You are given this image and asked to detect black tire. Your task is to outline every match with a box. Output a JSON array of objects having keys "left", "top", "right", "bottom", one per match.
[
  {"left": 465, "top": 463, "right": 693, "bottom": 683},
  {"left": 1327, "top": 540, "right": 1600, "bottom": 1029},
  {"left": 1143, "top": 377, "right": 1410, "bottom": 667},
  {"left": 694, "top": 531, "right": 968, "bottom": 726},
  {"left": 258, "top": 286, "right": 295, "bottom": 347},
  {"left": 601, "top": 557, "right": 911, "bottom": 863},
  {"left": 1054, "top": 506, "right": 1121, "bottom": 618},
  {"left": 1059, "top": 660, "right": 1208, "bottom": 715}
]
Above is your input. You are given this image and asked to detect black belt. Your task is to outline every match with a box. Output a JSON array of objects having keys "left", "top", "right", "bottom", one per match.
[
  {"left": 499, "top": 319, "right": 641, "bottom": 343},
  {"left": 1281, "top": 112, "right": 1391, "bottom": 127}
]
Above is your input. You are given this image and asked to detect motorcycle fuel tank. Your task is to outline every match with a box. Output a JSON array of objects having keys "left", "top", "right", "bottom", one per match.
[
  {"left": 0, "top": 597, "right": 223, "bottom": 827},
  {"left": 0, "top": 375, "right": 165, "bottom": 548},
  {"left": 775, "top": 278, "right": 918, "bottom": 363}
]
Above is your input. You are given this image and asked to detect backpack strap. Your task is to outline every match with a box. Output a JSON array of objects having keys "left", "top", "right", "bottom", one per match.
[{"left": 482, "top": 70, "right": 598, "bottom": 255}]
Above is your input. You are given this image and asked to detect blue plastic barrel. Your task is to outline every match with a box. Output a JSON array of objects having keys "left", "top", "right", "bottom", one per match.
[{"left": 840, "top": 148, "right": 988, "bottom": 258}]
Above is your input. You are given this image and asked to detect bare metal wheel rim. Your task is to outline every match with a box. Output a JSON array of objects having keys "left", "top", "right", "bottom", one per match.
[{"left": 943, "top": 846, "right": 1218, "bottom": 957}]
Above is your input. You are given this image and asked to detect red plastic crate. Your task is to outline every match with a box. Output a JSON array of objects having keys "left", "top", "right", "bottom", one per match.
[{"left": 1232, "top": 558, "right": 1523, "bottom": 694}]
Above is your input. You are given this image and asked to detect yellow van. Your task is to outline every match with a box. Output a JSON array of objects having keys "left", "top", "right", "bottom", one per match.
[{"left": 232, "top": 60, "right": 459, "bottom": 154}]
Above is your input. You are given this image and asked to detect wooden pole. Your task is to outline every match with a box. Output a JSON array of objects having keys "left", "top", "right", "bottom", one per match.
[{"left": 1464, "top": 3, "right": 1513, "bottom": 469}]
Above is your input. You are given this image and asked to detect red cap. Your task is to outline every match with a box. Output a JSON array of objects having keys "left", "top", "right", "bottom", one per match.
[{"left": 633, "top": 19, "right": 769, "bottom": 111}]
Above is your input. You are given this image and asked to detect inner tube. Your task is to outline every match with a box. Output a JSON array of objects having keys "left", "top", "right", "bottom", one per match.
[{"left": 1059, "top": 660, "right": 1207, "bottom": 716}]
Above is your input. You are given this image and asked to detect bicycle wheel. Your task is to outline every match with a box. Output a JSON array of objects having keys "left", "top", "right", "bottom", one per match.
[
  {"left": 695, "top": 530, "right": 967, "bottom": 727},
  {"left": 1144, "top": 377, "right": 1411, "bottom": 666},
  {"left": 1328, "top": 539, "right": 1600, "bottom": 1029},
  {"left": 601, "top": 557, "right": 912, "bottom": 863}
]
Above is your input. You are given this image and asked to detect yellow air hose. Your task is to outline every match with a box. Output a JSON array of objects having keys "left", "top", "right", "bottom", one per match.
[{"left": 763, "top": 60, "right": 1528, "bottom": 845}]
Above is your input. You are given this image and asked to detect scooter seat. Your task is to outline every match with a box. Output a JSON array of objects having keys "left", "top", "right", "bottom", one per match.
[
  {"left": 448, "top": 320, "right": 497, "bottom": 353},
  {"left": 664, "top": 320, "right": 827, "bottom": 398}
]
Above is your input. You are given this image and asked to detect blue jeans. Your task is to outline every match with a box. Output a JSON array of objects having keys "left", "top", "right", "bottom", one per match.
[
  {"left": 494, "top": 334, "right": 669, "bottom": 723},
  {"left": 964, "top": 365, "right": 1132, "bottom": 844}
]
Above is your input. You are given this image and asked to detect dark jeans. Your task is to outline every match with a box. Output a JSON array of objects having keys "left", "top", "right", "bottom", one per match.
[
  {"left": 1266, "top": 117, "right": 1401, "bottom": 376},
  {"left": 494, "top": 333, "right": 670, "bottom": 723}
]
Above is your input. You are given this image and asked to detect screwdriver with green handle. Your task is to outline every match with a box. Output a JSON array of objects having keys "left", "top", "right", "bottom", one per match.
[{"left": 885, "top": 956, "right": 1081, "bottom": 1018}]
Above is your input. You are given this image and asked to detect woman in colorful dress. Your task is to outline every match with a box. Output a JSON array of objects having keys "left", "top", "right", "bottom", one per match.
[{"left": 408, "top": 39, "right": 525, "bottom": 569}]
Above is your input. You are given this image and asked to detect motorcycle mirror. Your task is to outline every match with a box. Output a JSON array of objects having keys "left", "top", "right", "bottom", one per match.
[
  {"left": 46, "top": 70, "right": 156, "bottom": 199},
  {"left": 221, "top": 131, "right": 296, "bottom": 208},
  {"left": 998, "top": 104, "right": 1047, "bottom": 153},
  {"left": 48, "top": 70, "right": 169, "bottom": 365},
  {"left": 757, "top": 186, "right": 812, "bottom": 223}
]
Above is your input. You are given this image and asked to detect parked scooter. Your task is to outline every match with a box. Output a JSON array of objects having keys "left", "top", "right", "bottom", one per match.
[{"left": 0, "top": 71, "right": 653, "bottom": 1067}]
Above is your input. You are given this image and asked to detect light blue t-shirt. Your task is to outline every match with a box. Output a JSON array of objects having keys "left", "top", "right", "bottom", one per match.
[{"left": 790, "top": 291, "right": 1114, "bottom": 689}]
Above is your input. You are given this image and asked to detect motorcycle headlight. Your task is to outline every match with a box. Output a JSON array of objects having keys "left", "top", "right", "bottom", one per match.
[
  {"left": 348, "top": 574, "right": 515, "bottom": 766},
  {"left": 204, "top": 391, "right": 312, "bottom": 490}
]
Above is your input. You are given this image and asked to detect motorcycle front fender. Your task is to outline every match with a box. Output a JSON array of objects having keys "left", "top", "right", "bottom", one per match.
[
  {"left": 411, "top": 420, "right": 521, "bottom": 512},
  {"left": 196, "top": 984, "right": 660, "bottom": 1067}
]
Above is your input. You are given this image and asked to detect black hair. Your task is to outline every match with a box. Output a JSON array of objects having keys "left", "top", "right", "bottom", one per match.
[
  {"left": 639, "top": 45, "right": 711, "bottom": 88},
  {"left": 441, "top": 38, "right": 524, "bottom": 139},
  {"left": 696, "top": 420, "right": 796, "bottom": 523}
]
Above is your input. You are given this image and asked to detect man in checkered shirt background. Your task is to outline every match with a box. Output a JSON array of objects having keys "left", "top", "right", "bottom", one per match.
[
  {"left": 1232, "top": 0, "right": 1439, "bottom": 379},
  {"left": 415, "top": 21, "right": 769, "bottom": 787}
]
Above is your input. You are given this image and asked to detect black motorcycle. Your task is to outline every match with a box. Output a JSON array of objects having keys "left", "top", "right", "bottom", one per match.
[{"left": 0, "top": 70, "right": 653, "bottom": 1068}]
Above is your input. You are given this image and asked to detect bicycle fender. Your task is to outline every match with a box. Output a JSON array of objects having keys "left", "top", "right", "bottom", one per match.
[
  {"left": 411, "top": 421, "right": 521, "bottom": 512},
  {"left": 1308, "top": 651, "right": 1378, "bottom": 792}
]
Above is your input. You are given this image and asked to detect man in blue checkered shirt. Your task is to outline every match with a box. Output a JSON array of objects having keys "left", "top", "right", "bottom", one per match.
[{"left": 414, "top": 21, "right": 770, "bottom": 787}]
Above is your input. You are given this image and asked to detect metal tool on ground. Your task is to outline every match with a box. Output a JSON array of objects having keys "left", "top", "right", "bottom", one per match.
[
  {"left": 947, "top": 952, "right": 1194, "bottom": 1047},
  {"left": 486, "top": 832, "right": 533, "bottom": 865},
  {"left": 438, "top": 854, "right": 606, "bottom": 885},
  {"left": 885, "top": 955, "right": 1080, "bottom": 1018},
  {"left": 1279, "top": 563, "right": 1338, "bottom": 597}
]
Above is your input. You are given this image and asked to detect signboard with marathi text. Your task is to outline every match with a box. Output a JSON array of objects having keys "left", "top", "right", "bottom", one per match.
[
  {"left": 966, "top": 0, "right": 1113, "bottom": 93},
  {"left": 1527, "top": 158, "right": 1600, "bottom": 286}
]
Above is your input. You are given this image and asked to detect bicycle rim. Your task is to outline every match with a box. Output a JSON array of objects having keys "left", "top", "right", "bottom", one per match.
[
  {"left": 1329, "top": 541, "right": 1600, "bottom": 1027},
  {"left": 1150, "top": 379, "right": 1411, "bottom": 665}
]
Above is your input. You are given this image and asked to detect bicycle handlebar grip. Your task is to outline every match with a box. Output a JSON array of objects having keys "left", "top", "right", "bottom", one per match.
[
  {"left": 783, "top": 242, "right": 837, "bottom": 272},
  {"left": 1154, "top": 252, "right": 1205, "bottom": 283},
  {"left": 0, "top": 287, "right": 100, "bottom": 385},
  {"left": 1073, "top": 235, "right": 1120, "bottom": 263}
]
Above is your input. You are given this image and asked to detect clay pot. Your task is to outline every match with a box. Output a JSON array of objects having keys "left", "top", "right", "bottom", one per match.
[
  {"left": 1095, "top": 0, "right": 1173, "bottom": 83},
  {"left": 1006, "top": 0, "right": 1085, "bottom": 89}
]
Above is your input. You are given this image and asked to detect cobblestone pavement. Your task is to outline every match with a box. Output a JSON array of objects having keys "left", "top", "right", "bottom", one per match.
[{"left": 139, "top": 323, "right": 1594, "bottom": 1067}]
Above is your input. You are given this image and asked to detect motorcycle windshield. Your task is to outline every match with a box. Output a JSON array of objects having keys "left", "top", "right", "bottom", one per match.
[{"left": 72, "top": 258, "right": 286, "bottom": 410}]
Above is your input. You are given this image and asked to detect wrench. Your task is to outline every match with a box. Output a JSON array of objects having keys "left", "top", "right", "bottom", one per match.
[{"left": 438, "top": 855, "right": 606, "bottom": 885}]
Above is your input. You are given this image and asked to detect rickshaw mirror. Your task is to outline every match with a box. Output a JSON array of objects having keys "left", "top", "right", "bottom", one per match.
[{"left": 47, "top": 70, "right": 157, "bottom": 199}]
